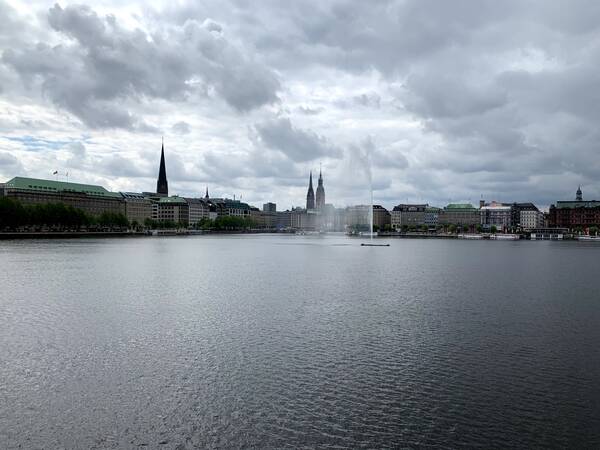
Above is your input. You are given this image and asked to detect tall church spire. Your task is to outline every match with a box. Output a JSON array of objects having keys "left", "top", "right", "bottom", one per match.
[
  {"left": 156, "top": 137, "right": 168, "bottom": 196},
  {"left": 316, "top": 164, "right": 325, "bottom": 210},
  {"left": 204, "top": 186, "right": 209, "bottom": 199},
  {"left": 306, "top": 171, "right": 315, "bottom": 210},
  {"left": 576, "top": 185, "right": 583, "bottom": 201}
]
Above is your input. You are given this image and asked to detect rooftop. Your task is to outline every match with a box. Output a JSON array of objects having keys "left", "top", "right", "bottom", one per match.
[
  {"left": 5, "top": 177, "right": 121, "bottom": 198},
  {"left": 158, "top": 196, "right": 187, "bottom": 204},
  {"left": 554, "top": 200, "right": 600, "bottom": 209},
  {"left": 445, "top": 203, "right": 477, "bottom": 210}
]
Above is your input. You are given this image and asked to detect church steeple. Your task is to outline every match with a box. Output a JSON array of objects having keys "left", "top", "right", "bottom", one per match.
[
  {"left": 316, "top": 165, "right": 325, "bottom": 210},
  {"left": 204, "top": 186, "right": 209, "bottom": 200},
  {"left": 306, "top": 171, "right": 315, "bottom": 210},
  {"left": 576, "top": 185, "right": 583, "bottom": 201},
  {"left": 156, "top": 137, "right": 168, "bottom": 196}
]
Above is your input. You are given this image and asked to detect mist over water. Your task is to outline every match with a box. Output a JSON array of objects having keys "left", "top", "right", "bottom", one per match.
[{"left": 1, "top": 235, "right": 600, "bottom": 448}]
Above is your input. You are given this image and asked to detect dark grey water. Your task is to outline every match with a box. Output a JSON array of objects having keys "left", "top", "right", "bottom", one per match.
[{"left": 1, "top": 235, "right": 599, "bottom": 449}]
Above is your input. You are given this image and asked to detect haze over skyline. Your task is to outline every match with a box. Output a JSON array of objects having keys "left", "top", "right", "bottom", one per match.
[{"left": 1, "top": 0, "right": 599, "bottom": 209}]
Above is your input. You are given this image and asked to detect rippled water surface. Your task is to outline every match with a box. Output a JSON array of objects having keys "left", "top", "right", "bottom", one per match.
[{"left": 1, "top": 235, "right": 600, "bottom": 448}]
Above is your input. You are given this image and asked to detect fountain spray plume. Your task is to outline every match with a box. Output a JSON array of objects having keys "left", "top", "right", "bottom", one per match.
[{"left": 349, "top": 136, "right": 375, "bottom": 239}]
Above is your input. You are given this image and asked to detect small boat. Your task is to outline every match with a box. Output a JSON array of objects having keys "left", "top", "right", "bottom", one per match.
[
  {"left": 361, "top": 243, "right": 390, "bottom": 247},
  {"left": 458, "top": 234, "right": 483, "bottom": 240}
]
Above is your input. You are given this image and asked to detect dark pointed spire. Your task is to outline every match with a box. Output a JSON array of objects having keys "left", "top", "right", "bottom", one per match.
[
  {"left": 156, "top": 137, "right": 168, "bottom": 196},
  {"left": 316, "top": 164, "right": 325, "bottom": 210},
  {"left": 306, "top": 171, "right": 315, "bottom": 210},
  {"left": 576, "top": 185, "right": 583, "bottom": 201},
  {"left": 205, "top": 186, "right": 209, "bottom": 199}
]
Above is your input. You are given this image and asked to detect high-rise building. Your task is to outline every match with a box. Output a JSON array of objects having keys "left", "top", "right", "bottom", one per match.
[
  {"left": 306, "top": 171, "right": 315, "bottom": 210},
  {"left": 263, "top": 202, "right": 276, "bottom": 213},
  {"left": 156, "top": 139, "right": 168, "bottom": 197},
  {"left": 316, "top": 168, "right": 325, "bottom": 210}
]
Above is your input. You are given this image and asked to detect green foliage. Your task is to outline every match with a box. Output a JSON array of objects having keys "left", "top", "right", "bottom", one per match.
[
  {"left": 490, "top": 225, "right": 498, "bottom": 233},
  {"left": 589, "top": 226, "right": 598, "bottom": 236},
  {"left": 448, "top": 224, "right": 457, "bottom": 233},
  {"left": 421, "top": 224, "right": 428, "bottom": 232},
  {"left": 476, "top": 224, "right": 483, "bottom": 233},
  {"left": 401, "top": 224, "right": 409, "bottom": 232},
  {"left": 0, "top": 197, "right": 128, "bottom": 230}
]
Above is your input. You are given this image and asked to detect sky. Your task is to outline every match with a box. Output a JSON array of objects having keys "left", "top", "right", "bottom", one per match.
[{"left": 1, "top": 0, "right": 600, "bottom": 210}]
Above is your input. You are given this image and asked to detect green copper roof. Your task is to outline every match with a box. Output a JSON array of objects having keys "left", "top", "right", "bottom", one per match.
[
  {"left": 555, "top": 200, "right": 600, "bottom": 209},
  {"left": 445, "top": 203, "right": 477, "bottom": 210},
  {"left": 4, "top": 177, "right": 121, "bottom": 198}
]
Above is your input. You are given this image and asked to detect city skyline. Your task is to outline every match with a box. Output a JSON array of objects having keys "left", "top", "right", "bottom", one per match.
[{"left": 2, "top": 1, "right": 600, "bottom": 209}]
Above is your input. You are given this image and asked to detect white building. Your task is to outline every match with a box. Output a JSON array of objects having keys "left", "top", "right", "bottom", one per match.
[
  {"left": 480, "top": 203, "right": 512, "bottom": 230},
  {"left": 520, "top": 210, "right": 544, "bottom": 230}
]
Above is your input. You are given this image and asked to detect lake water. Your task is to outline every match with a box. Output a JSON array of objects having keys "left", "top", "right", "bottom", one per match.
[{"left": 1, "top": 234, "right": 599, "bottom": 448}]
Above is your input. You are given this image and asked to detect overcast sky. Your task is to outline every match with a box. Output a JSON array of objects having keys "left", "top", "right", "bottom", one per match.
[{"left": 1, "top": 0, "right": 599, "bottom": 210}]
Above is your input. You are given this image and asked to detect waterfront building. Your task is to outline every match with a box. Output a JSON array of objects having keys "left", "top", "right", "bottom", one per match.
[
  {"left": 211, "top": 198, "right": 252, "bottom": 217},
  {"left": 152, "top": 196, "right": 189, "bottom": 225},
  {"left": 424, "top": 206, "right": 441, "bottom": 227},
  {"left": 316, "top": 169, "right": 325, "bottom": 210},
  {"left": 439, "top": 203, "right": 480, "bottom": 227},
  {"left": 480, "top": 201, "right": 512, "bottom": 231},
  {"left": 185, "top": 198, "right": 210, "bottom": 226},
  {"left": 306, "top": 172, "right": 315, "bottom": 210},
  {"left": 290, "top": 208, "right": 318, "bottom": 230},
  {"left": 276, "top": 210, "right": 292, "bottom": 229},
  {"left": 156, "top": 139, "right": 168, "bottom": 197},
  {"left": 548, "top": 187, "right": 600, "bottom": 229},
  {"left": 2, "top": 177, "right": 125, "bottom": 217},
  {"left": 520, "top": 210, "right": 545, "bottom": 230},
  {"left": 121, "top": 192, "right": 153, "bottom": 224},
  {"left": 345, "top": 204, "right": 391, "bottom": 229},
  {"left": 391, "top": 204, "right": 427, "bottom": 229},
  {"left": 263, "top": 202, "right": 276, "bottom": 213},
  {"left": 510, "top": 202, "right": 539, "bottom": 229}
]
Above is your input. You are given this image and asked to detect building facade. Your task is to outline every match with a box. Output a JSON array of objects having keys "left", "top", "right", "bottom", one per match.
[
  {"left": 480, "top": 202, "right": 512, "bottom": 230},
  {"left": 3, "top": 177, "right": 125, "bottom": 217},
  {"left": 548, "top": 187, "right": 600, "bottom": 229},
  {"left": 345, "top": 205, "right": 391, "bottom": 229},
  {"left": 520, "top": 210, "right": 545, "bottom": 230},
  {"left": 121, "top": 192, "right": 153, "bottom": 224},
  {"left": 185, "top": 198, "right": 210, "bottom": 226},
  {"left": 391, "top": 204, "right": 427, "bottom": 229},
  {"left": 152, "top": 196, "right": 189, "bottom": 225},
  {"left": 439, "top": 203, "right": 480, "bottom": 226}
]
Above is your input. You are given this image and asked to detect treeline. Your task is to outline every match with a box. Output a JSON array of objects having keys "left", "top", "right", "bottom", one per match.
[
  {"left": 0, "top": 197, "right": 128, "bottom": 230},
  {"left": 195, "top": 216, "right": 256, "bottom": 230},
  {"left": 141, "top": 216, "right": 256, "bottom": 230}
]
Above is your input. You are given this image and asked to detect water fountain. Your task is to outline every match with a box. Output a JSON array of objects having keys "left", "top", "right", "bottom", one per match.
[{"left": 358, "top": 138, "right": 389, "bottom": 247}]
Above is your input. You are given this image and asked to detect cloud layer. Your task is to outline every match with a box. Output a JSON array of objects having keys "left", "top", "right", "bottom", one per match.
[{"left": 2, "top": 0, "right": 600, "bottom": 209}]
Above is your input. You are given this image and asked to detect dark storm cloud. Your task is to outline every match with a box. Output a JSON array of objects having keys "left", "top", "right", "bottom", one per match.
[
  {"left": 4, "top": 0, "right": 600, "bottom": 206},
  {"left": 252, "top": 117, "right": 342, "bottom": 162},
  {"left": 2, "top": 3, "right": 280, "bottom": 129}
]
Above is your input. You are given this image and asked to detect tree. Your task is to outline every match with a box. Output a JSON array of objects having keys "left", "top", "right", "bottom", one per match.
[
  {"left": 448, "top": 224, "right": 457, "bottom": 233},
  {"left": 490, "top": 225, "right": 498, "bottom": 233},
  {"left": 590, "top": 226, "right": 599, "bottom": 236},
  {"left": 476, "top": 224, "right": 483, "bottom": 233}
]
